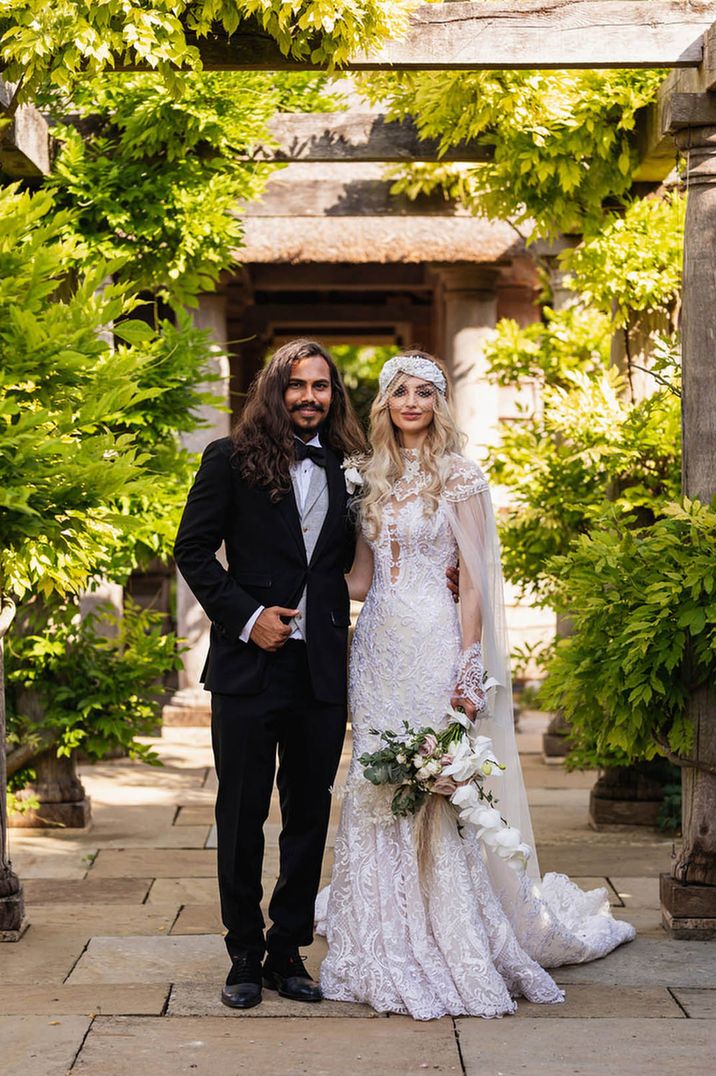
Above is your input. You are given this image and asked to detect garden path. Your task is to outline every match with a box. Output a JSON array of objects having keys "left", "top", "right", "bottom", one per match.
[{"left": 2, "top": 713, "right": 715, "bottom": 1075}]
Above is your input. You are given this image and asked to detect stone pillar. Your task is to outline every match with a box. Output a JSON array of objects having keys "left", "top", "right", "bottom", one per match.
[
  {"left": 433, "top": 266, "right": 500, "bottom": 458},
  {"left": 163, "top": 294, "right": 231, "bottom": 727},
  {"left": 661, "top": 124, "right": 716, "bottom": 937}
]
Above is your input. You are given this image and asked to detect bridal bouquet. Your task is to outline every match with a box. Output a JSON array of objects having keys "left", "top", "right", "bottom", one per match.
[{"left": 358, "top": 709, "right": 532, "bottom": 872}]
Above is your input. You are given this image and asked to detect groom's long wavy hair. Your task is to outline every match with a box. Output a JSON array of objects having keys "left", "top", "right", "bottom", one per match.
[
  {"left": 232, "top": 339, "right": 367, "bottom": 501},
  {"left": 360, "top": 350, "right": 466, "bottom": 540}
]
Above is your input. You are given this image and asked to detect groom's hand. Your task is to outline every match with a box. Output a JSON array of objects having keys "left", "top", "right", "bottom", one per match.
[{"left": 250, "top": 607, "right": 299, "bottom": 651}]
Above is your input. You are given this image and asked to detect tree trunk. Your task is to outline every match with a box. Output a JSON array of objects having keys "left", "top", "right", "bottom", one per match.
[{"left": 0, "top": 595, "right": 24, "bottom": 938}]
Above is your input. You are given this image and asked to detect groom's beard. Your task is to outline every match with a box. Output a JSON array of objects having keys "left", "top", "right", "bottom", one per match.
[{"left": 290, "top": 403, "right": 327, "bottom": 438}]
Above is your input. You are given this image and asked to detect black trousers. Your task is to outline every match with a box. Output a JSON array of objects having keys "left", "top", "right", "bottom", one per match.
[{"left": 211, "top": 640, "right": 346, "bottom": 959}]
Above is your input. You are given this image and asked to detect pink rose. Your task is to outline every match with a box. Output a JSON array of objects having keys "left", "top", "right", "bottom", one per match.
[
  {"left": 440, "top": 753, "right": 454, "bottom": 766},
  {"left": 432, "top": 774, "right": 459, "bottom": 797},
  {"left": 418, "top": 734, "right": 438, "bottom": 757}
]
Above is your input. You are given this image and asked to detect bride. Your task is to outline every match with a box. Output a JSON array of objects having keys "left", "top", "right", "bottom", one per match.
[{"left": 315, "top": 350, "right": 634, "bottom": 1020}]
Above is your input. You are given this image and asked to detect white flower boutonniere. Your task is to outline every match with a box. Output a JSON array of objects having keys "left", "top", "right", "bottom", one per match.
[{"left": 342, "top": 455, "right": 365, "bottom": 495}]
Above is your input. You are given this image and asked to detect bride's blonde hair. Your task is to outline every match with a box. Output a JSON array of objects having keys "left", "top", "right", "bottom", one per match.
[{"left": 360, "top": 351, "right": 466, "bottom": 539}]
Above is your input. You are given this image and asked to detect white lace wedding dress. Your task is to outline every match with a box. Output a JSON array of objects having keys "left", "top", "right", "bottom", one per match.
[{"left": 315, "top": 452, "right": 635, "bottom": 1020}]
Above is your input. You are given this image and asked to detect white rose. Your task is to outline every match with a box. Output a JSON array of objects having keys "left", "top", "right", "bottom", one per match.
[{"left": 396, "top": 753, "right": 406, "bottom": 764}]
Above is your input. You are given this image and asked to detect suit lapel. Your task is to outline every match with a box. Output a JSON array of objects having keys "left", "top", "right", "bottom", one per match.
[
  {"left": 309, "top": 449, "right": 344, "bottom": 567},
  {"left": 276, "top": 478, "right": 306, "bottom": 561}
]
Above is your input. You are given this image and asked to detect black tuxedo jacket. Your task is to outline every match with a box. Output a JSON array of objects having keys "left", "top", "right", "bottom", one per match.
[{"left": 173, "top": 437, "right": 354, "bottom": 703}]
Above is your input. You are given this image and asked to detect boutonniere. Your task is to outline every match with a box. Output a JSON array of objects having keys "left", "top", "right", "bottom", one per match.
[{"left": 341, "top": 455, "right": 366, "bottom": 495}]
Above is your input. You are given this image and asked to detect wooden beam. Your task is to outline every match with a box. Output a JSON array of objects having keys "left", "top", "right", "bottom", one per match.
[
  {"left": 244, "top": 113, "right": 493, "bottom": 163},
  {"left": 242, "top": 176, "right": 463, "bottom": 218},
  {"left": 166, "top": 2, "right": 716, "bottom": 72},
  {"left": 247, "top": 263, "right": 433, "bottom": 291},
  {"left": 664, "top": 91, "right": 716, "bottom": 127},
  {"left": 635, "top": 23, "right": 716, "bottom": 182}
]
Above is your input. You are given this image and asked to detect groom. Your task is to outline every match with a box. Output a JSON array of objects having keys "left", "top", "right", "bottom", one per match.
[{"left": 174, "top": 339, "right": 367, "bottom": 1009}]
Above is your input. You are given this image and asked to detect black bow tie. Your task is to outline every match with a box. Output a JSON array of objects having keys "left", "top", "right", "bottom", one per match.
[{"left": 294, "top": 439, "right": 326, "bottom": 468}]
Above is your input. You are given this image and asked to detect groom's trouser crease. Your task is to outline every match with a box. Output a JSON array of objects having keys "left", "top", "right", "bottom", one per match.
[{"left": 211, "top": 640, "right": 346, "bottom": 959}]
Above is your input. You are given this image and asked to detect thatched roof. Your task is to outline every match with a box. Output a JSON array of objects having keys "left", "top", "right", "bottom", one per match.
[
  {"left": 237, "top": 216, "right": 522, "bottom": 265},
  {"left": 235, "top": 163, "right": 525, "bottom": 265}
]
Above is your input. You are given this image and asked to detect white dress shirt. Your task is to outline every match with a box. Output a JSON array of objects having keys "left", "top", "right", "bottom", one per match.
[{"left": 239, "top": 432, "right": 322, "bottom": 643}]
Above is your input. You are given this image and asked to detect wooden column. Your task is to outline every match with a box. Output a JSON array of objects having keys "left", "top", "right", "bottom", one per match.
[
  {"left": 163, "top": 294, "right": 231, "bottom": 727},
  {"left": 1, "top": 598, "right": 24, "bottom": 939},
  {"left": 661, "top": 123, "right": 716, "bottom": 937}
]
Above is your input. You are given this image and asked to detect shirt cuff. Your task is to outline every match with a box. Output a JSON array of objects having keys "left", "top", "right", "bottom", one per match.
[{"left": 239, "top": 606, "right": 264, "bottom": 644}]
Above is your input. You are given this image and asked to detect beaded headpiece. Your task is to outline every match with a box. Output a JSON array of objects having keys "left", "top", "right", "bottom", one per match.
[{"left": 378, "top": 355, "right": 447, "bottom": 397}]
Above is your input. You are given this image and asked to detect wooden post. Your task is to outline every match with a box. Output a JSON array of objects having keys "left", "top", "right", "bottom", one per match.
[
  {"left": 0, "top": 596, "right": 24, "bottom": 939},
  {"left": 661, "top": 122, "right": 716, "bottom": 938}
]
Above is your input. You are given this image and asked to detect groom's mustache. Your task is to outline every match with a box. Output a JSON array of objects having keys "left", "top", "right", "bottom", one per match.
[{"left": 290, "top": 403, "right": 326, "bottom": 414}]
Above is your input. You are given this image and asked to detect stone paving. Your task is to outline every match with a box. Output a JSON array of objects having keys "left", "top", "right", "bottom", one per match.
[{"left": 3, "top": 713, "right": 716, "bottom": 1075}]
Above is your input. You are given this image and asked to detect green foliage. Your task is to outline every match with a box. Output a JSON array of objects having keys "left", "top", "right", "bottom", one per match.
[
  {"left": 490, "top": 366, "right": 681, "bottom": 603},
  {"left": 360, "top": 69, "right": 665, "bottom": 237},
  {"left": 561, "top": 193, "right": 685, "bottom": 326},
  {"left": 0, "top": 1, "right": 411, "bottom": 97},
  {"left": 331, "top": 343, "right": 398, "bottom": 428},
  {"left": 44, "top": 70, "right": 338, "bottom": 304},
  {"left": 541, "top": 500, "right": 716, "bottom": 767},
  {"left": 0, "top": 183, "right": 214, "bottom": 599},
  {"left": 5, "top": 598, "right": 182, "bottom": 764},
  {"left": 486, "top": 306, "right": 610, "bottom": 390}
]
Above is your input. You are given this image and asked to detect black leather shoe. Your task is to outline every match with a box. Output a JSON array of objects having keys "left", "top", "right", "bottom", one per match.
[
  {"left": 221, "top": 950, "right": 262, "bottom": 1010},
  {"left": 262, "top": 950, "right": 323, "bottom": 1003}
]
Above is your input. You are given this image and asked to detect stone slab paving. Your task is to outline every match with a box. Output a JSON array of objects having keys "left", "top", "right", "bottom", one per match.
[
  {"left": 551, "top": 936, "right": 716, "bottom": 987},
  {"left": 514, "top": 984, "right": 682, "bottom": 1018},
  {"left": 174, "top": 806, "right": 214, "bottom": 826},
  {"left": 97, "top": 825, "right": 211, "bottom": 849},
  {"left": 66, "top": 934, "right": 227, "bottom": 985},
  {"left": 1, "top": 1015, "right": 92, "bottom": 1076},
  {"left": 0, "top": 925, "right": 93, "bottom": 984},
  {"left": 5, "top": 722, "right": 716, "bottom": 1075},
  {"left": 457, "top": 1018, "right": 716, "bottom": 1075},
  {"left": 168, "top": 982, "right": 382, "bottom": 1018},
  {"left": 610, "top": 876, "right": 660, "bottom": 907},
  {"left": 537, "top": 843, "right": 673, "bottom": 877},
  {"left": 71, "top": 1015, "right": 461, "bottom": 1075},
  {"left": 671, "top": 988, "right": 716, "bottom": 1017},
  {"left": 0, "top": 984, "right": 169, "bottom": 1016},
  {"left": 24, "top": 903, "right": 179, "bottom": 935},
  {"left": 89, "top": 847, "right": 217, "bottom": 878},
  {"left": 146, "top": 877, "right": 219, "bottom": 905},
  {"left": 171, "top": 904, "right": 223, "bottom": 935},
  {"left": 22, "top": 876, "right": 151, "bottom": 904}
]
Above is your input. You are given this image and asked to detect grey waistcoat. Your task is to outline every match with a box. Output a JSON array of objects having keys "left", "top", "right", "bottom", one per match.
[{"left": 291, "top": 463, "right": 329, "bottom": 641}]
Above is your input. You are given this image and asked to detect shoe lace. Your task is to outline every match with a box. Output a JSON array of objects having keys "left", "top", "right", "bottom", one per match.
[{"left": 228, "top": 952, "right": 260, "bottom": 984}]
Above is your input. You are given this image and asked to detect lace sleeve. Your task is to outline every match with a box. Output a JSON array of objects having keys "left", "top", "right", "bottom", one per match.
[{"left": 443, "top": 457, "right": 489, "bottom": 503}]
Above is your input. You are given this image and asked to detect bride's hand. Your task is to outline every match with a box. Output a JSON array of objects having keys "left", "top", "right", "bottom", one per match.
[{"left": 450, "top": 691, "right": 477, "bottom": 722}]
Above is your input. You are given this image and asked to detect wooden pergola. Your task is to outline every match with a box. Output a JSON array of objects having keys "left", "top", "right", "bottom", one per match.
[{"left": 2, "top": 0, "right": 716, "bottom": 941}]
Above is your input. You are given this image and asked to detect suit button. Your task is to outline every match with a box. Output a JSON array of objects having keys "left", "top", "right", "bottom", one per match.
[{"left": 303, "top": 526, "right": 308, "bottom": 532}]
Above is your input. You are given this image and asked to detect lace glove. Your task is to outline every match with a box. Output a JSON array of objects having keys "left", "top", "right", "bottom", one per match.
[{"left": 454, "top": 642, "right": 487, "bottom": 714}]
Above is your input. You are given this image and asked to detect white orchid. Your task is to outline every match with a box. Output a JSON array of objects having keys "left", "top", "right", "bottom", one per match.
[{"left": 443, "top": 734, "right": 501, "bottom": 784}]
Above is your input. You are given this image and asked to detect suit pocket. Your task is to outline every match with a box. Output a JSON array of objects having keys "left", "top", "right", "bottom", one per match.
[{"left": 235, "top": 572, "right": 272, "bottom": 588}]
